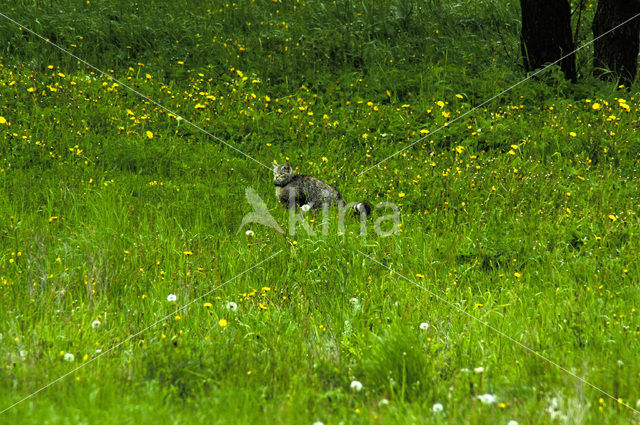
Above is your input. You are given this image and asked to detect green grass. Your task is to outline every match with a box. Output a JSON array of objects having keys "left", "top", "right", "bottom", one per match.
[{"left": 1, "top": 0, "right": 640, "bottom": 424}]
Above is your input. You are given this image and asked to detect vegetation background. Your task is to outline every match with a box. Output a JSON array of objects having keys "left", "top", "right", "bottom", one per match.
[{"left": 1, "top": 0, "right": 639, "bottom": 424}]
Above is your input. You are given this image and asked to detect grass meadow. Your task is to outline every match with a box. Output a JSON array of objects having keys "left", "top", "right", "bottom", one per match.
[{"left": 1, "top": 0, "right": 640, "bottom": 424}]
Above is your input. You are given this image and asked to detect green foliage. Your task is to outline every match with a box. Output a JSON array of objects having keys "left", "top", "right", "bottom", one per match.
[{"left": 1, "top": 0, "right": 640, "bottom": 424}]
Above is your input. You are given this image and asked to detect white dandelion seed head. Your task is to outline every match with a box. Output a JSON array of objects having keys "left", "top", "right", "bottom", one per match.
[
  {"left": 460, "top": 368, "right": 471, "bottom": 373},
  {"left": 349, "top": 297, "right": 359, "bottom": 305},
  {"left": 63, "top": 352, "right": 75, "bottom": 362},
  {"left": 312, "top": 422, "right": 324, "bottom": 425},
  {"left": 378, "top": 398, "right": 390, "bottom": 407},
  {"left": 301, "top": 204, "right": 311, "bottom": 212},
  {"left": 636, "top": 398, "right": 640, "bottom": 409},
  {"left": 167, "top": 294, "right": 177, "bottom": 302},
  {"left": 477, "top": 393, "right": 497, "bottom": 405},
  {"left": 226, "top": 301, "right": 238, "bottom": 311},
  {"left": 419, "top": 322, "right": 429, "bottom": 330},
  {"left": 546, "top": 397, "right": 563, "bottom": 419},
  {"left": 432, "top": 402, "right": 443, "bottom": 412},
  {"left": 507, "top": 420, "right": 519, "bottom": 425},
  {"left": 245, "top": 229, "right": 255, "bottom": 237},
  {"left": 19, "top": 350, "right": 28, "bottom": 359},
  {"left": 474, "top": 366, "right": 484, "bottom": 374},
  {"left": 350, "top": 380, "right": 363, "bottom": 392},
  {"left": 91, "top": 320, "right": 101, "bottom": 329}
]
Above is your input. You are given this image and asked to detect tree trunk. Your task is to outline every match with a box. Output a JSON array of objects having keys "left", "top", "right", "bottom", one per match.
[
  {"left": 520, "top": 0, "right": 576, "bottom": 82},
  {"left": 593, "top": 0, "right": 640, "bottom": 88}
]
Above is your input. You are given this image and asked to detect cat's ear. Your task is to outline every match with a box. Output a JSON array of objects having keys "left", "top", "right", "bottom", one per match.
[{"left": 284, "top": 163, "right": 292, "bottom": 171}]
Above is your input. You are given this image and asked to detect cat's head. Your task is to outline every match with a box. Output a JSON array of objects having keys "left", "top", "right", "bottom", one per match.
[{"left": 273, "top": 163, "right": 294, "bottom": 185}]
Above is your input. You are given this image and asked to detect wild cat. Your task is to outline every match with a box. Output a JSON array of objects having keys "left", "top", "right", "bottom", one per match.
[{"left": 273, "top": 163, "right": 371, "bottom": 216}]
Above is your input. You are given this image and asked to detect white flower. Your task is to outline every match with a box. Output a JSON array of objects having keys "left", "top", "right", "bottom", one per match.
[
  {"left": 91, "top": 320, "right": 101, "bottom": 329},
  {"left": 507, "top": 421, "right": 519, "bottom": 425},
  {"left": 636, "top": 398, "right": 640, "bottom": 409},
  {"left": 312, "top": 422, "right": 324, "bottom": 425},
  {"left": 349, "top": 297, "right": 359, "bottom": 305},
  {"left": 226, "top": 301, "right": 238, "bottom": 311},
  {"left": 301, "top": 204, "right": 311, "bottom": 212},
  {"left": 167, "top": 294, "right": 177, "bottom": 302},
  {"left": 460, "top": 368, "right": 471, "bottom": 373},
  {"left": 245, "top": 230, "right": 255, "bottom": 237},
  {"left": 63, "top": 352, "right": 75, "bottom": 362},
  {"left": 350, "top": 380, "right": 363, "bottom": 392},
  {"left": 477, "top": 393, "right": 497, "bottom": 405},
  {"left": 432, "top": 402, "right": 444, "bottom": 412},
  {"left": 19, "top": 350, "right": 28, "bottom": 359},
  {"left": 474, "top": 366, "right": 484, "bottom": 374},
  {"left": 378, "top": 398, "right": 390, "bottom": 407},
  {"left": 419, "top": 322, "right": 429, "bottom": 330}
]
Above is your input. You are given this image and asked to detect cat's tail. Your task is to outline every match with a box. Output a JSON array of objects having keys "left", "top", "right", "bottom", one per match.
[{"left": 351, "top": 201, "right": 372, "bottom": 219}]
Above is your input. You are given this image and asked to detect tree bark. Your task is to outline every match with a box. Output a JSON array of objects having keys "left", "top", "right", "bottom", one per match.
[
  {"left": 593, "top": 0, "right": 640, "bottom": 88},
  {"left": 520, "top": 0, "right": 576, "bottom": 82}
]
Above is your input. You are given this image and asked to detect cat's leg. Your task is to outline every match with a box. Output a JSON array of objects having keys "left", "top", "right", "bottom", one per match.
[{"left": 301, "top": 201, "right": 315, "bottom": 212}]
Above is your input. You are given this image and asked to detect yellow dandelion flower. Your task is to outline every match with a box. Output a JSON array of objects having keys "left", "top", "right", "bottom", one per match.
[
  {"left": 569, "top": 132, "right": 576, "bottom": 137},
  {"left": 183, "top": 250, "right": 193, "bottom": 255},
  {"left": 514, "top": 272, "right": 521, "bottom": 278},
  {"left": 146, "top": 131, "right": 153, "bottom": 139},
  {"left": 592, "top": 103, "right": 601, "bottom": 111},
  {"left": 204, "top": 302, "right": 212, "bottom": 308},
  {"left": 0, "top": 116, "right": 6, "bottom": 124},
  {"left": 455, "top": 94, "right": 463, "bottom": 99},
  {"left": 218, "top": 319, "right": 227, "bottom": 327},
  {"left": 608, "top": 214, "right": 617, "bottom": 221}
]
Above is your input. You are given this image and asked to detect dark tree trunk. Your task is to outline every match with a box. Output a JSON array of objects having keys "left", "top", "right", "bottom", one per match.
[
  {"left": 593, "top": 0, "right": 640, "bottom": 88},
  {"left": 520, "top": 0, "right": 576, "bottom": 82}
]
